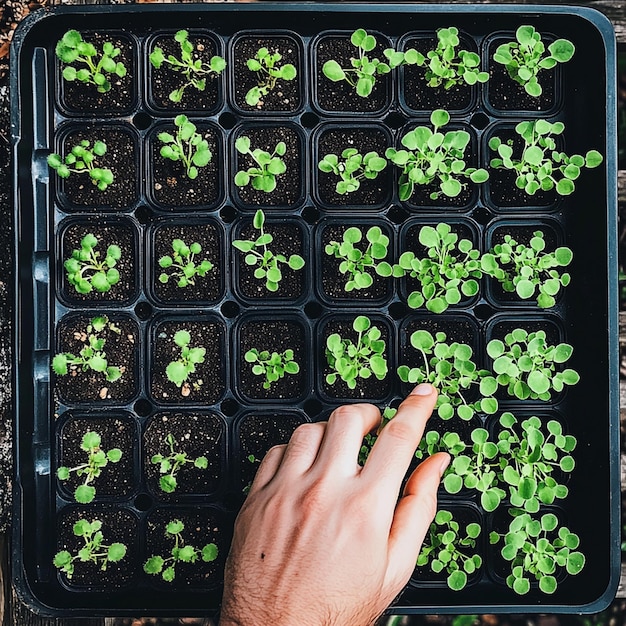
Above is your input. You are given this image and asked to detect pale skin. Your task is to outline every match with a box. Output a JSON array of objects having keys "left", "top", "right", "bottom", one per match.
[{"left": 221, "top": 382, "right": 450, "bottom": 626}]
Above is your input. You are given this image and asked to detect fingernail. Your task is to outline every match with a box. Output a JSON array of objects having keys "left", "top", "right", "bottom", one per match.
[{"left": 411, "top": 383, "right": 433, "bottom": 396}]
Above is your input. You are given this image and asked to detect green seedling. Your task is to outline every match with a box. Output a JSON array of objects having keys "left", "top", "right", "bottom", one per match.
[
  {"left": 393, "top": 223, "right": 482, "bottom": 313},
  {"left": 143, "top": 519, "right": 218, "bottom": 582},
  {"left": 150, "top": 433, "right": 208, "bottom": 494},
  {"left": 487, "top": 328, "right": 580, "bottom": 401},
  {"left": 232, "top": 209, "right": 305, "bottom": 292},
  {"left": 489, "top": 119, "right": 603, "bottom": 196},
  {"left": 490, "top": 511, "right": 585, "bottom": 595},
  {"left": 149, "top": 29, "right": 226, "bottom": 102},
  {"left": 417, "top": 510, "right": 482, "bottom": 591},
  {"left": 326, "top": 315, "right": 388, "bottom": 390},
  {"left": 324, "top": 226, "right": 392, "bottom": 292},
  {"left": 398, "top": 329, "right": 498, "bottom": 421},
  {"left": 64, "top": 233, "right": 121, "bottom": 294},
  {"left": 494, "top": 25, "right": 575, "bottom": 97},
  {"left": 157, "top": 115, "right": 212, "bottom": 180},
  {"left": 165, "top": 329, "right": 206, "bottom": 390},
  {"left": 245, "top": 46, "right": 297, "bottom": 106},
  {"left": 57, "top": 431, "right": 122, "bottom": 504},
  {"left": 158, "top": 238, "right": 213, "bottom": 288},
  {"left": 322, "top": 28, "right": 420, "bottom": 98},
  {"left": 53, "top": 519, "right": 127, "bottom": 579},
  {"left": 318, "top": 149, "right": 387, "bottom": 195},
  {"left": 358, "top": 406, "right": 397, "bottom": 465},
  {"left": 481, "top": 231, "right": 573, "bottom": 308},
  {"left": 52, "top": 315, "right": 123, "bottom": 385},
  {"left": 414, "top": 430, "right": 467, "bottom": 463},
  {"left": 245, "top": 348, "right": 300, "bottom": 390},
  {"left": 386, "top": 109, "right": 489, "bottom": 201},
  {"left": 55, "top": 29, "right": 127, "bottom": 93},
  {"left": 48, "top": 140, "right": 114, "bottom": 191},
  {"left": 234, "top": 136, "right": 287, "bottom": 193}
]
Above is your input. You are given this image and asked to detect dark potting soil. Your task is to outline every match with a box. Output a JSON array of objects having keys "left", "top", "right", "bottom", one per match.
[
  {"left": 148, "top": 34, "right": 221, "bottom": 112},
  {"left": 234, "top": 125, "right": 302, "bottom": 207},
  {"left": 59, "top": 127, "right": 138, "bottom": 210},
  {"left": 150, "top": 124, "right": 221, "bottom": 208},
  {"left": 232, "top": 35, "right": 301, "bottom": 113},
  {"left": 235, "top": 220, "right": 305, "bottom": 300},
  {"left": 320, "top": 222, "right": 393, "bottom": 303},
  {"left": 152, "top": 221, "right": 223, "bottom": 304},
  {"left": 60, "top": 219, "right": 137, "bottom": 305},
  {"left": 315, "top": 126, "right": 392, "bottom": 207},
  {"left": 150, "top": 319, "right": 226, "bottom": 405},
  {"left": 237, "top": 318, "right": 307, "bottom": 401},
  {"left": 54, "top": 314, "right": 139, "bottom": 404},
  {"left": 58, "top": 32, "right": 136, "bottom": 114},
  {"left": 315, "top": 34, "right": 390, "bottom": 114},
  {"left": 143, "top": 412, "right": 225, "bottom": 498},
  {"left": 57, "top": 415, "right": 137, "bottom": 501}
]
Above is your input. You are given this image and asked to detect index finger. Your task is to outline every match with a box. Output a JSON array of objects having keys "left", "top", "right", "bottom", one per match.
[{"left": 361, "top": 383, "right": 437, "bottom": 493}]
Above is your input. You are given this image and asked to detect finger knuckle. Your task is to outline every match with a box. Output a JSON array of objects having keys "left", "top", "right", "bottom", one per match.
[{"left": 382, "top": 417, "right": 416, "bottom": 443}]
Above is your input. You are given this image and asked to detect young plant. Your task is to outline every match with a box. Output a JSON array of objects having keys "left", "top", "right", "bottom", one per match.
[
  {"left": 149, "top": 29, "right": 226, "bottom": 102},
  {"left": 490, "top": 511, "right": 585, "bottom": 595},
  {"left": 158, "top": 238, "right": 213, "bottom": 288},
  {"left": 232, "top": 209, "right": 305, "bottom": 292},
  {"left": 234, "top": 136, "right": 287, "bottom": 193},
  {"left": 420, "top": 26, "right": 489, "bottom": 89},
  {"left": 417, "top": 509, "right": 482, "bottom": 591},
  {"left": 55, "top": 29, "right": 127, "bottom": 93},
  {"left": 324, "top": 225, "right": 392, "bottom": 292},
  {"left": 143, "top": 519, "right": 218, "bottom": 582},
  {"left": 52, "top": 315, "right": 123, "bottom": 384},
  {"left": 494, "top": 25, "right": 575, "bottom": 97},
  {"left": 157, "top": 115, "right": 212, "bottom": 180},
  {"left": 318, "top": 149, "right": 387, "bottom": 195},
  {"left": 244, "top": 348, "right": 300, "bottom": 390},
  {"left": 165, "top": 329, "right": 206, "bottom": 391},
  {"left": 150, "top": 433, "right": 208, "bottom": 494},
  {"left": 322, "top": 28, "right": 420, "bottom": 98},
  {"left": 392, "top": 223, "right": 482, "bottom": 313},
  {"left": 48, "top": 140, "right": 114, "bottom": 191},
  {"left": 325, "top": 315, "right": 388, "bottom": 390},
  {"left": 481, "top": 231, "right": 573, "bottom": 308},
  {"left": 245, "top": 46, "right": 297, "bottom": 106},
  {"left": 57, "top": 431, "right": 122, "bottom": 504},
  {"left": 386, "top": 109, "right": 489, "bottom": 201},
  {"left": 53, "top": 519, "right": 127, "bottom": 579},
  {"left": 63, "top": 233, "right": 121, "bottom": 294},
  {"left": 487, "top": 328, "right": 580, "bottom": 401},
  {"left": 398, "top": 329, "right": 498, "bottom": 421},
  {"left": 489, "top": 119, "right": 603, "bottom": 196}
]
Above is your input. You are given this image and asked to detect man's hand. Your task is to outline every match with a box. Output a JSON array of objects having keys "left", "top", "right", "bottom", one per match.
[{"left": 220, "top": 383, "right": 449, "bottom": 626}]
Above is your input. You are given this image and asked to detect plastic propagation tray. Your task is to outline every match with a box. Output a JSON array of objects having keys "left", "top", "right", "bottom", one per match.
[{"left": 11, "top": 2, "right": 619, "bottom": 617}]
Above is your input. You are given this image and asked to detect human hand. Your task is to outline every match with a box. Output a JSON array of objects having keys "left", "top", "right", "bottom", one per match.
[{"left": 220, "top": 383, "right": 449, "bottom": 626}]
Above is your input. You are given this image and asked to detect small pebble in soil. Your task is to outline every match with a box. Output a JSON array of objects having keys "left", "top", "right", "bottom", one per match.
[{"left": 99, "top": 387, "right": 108, "bottom": 399}]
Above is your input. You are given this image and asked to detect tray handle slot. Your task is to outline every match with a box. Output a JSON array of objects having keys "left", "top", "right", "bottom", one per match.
[{"left": 31, "top": 48, "right": 49, "bottom": 151}]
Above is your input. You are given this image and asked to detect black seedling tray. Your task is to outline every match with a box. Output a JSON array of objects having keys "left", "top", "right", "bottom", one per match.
[{"left": 11, "top": 2, "right": 619, "bottom": 617}]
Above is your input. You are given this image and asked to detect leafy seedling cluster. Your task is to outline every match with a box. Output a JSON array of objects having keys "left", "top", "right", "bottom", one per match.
[
  {"left": 52, "top": 315, "right": 123, "bottom": 385},
  {"left": 245, "top": 348, "right": 300, "bottom": 390},
  {"left": 158, "top": 238, "right": 213, "bottom": 288},
  {"left": 143, "top": 519, "right": 218, "bottom": 582},
  {"left": 57, "top": 431, "right": 122, "bottom": 504},
  {"left": 151, "top": 433, "right": 208, "bottom": 493},
  {"left": 56, "top": 30, "right": 127, "bottom": 93},
  {"left": 232, "top": 209, "right": 305, "bottom": 292},
  {"left": 165, "top": 329, "right": 206, "bottom": 392},
  {"left": 245, "top": 46, "right": 297, "bottom": 106},
  {"left": 54, "top": 519, "right": 127, "bottom": 579},
  {"left": 386, "top": 109, "right": 489, "bottom": 200},
  {"left": 149, "top": 29, "right": 226, "bottom": 102},
  {"left": 489, "top": 119, "right": 603, "bottom": 196},
  {"left": 318, "top": 149, "right": 387, "bottom": 195},
  {"left": 494, "top": 25, "right": 575, "bottom": 97},
  {"left": 64, "top": 233, "right": 121, "bottom": 294},
  {"left": 358, "top": 406, "right": 396, "bottom": 465},
  {"left": 325, "top": 315, "right": 388, "bottom": 390},
  {"left": 234, "top": 136, "right": 287, "bottom": 193},
  {"left": 48, "top": 140, "right": 114, "bottom": 191},
  {"left": 324, "top": 226, "right": 392, "bottom": 291}
]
